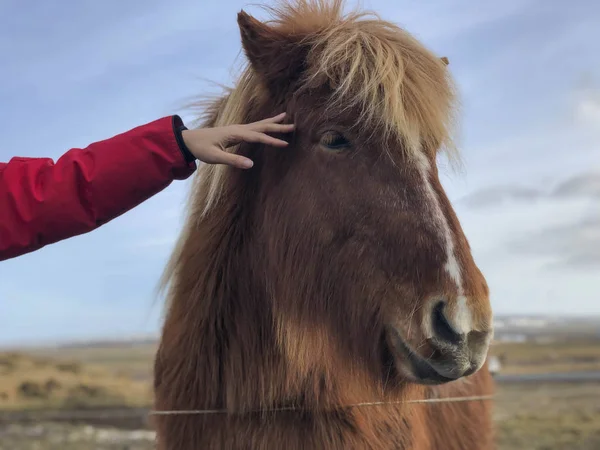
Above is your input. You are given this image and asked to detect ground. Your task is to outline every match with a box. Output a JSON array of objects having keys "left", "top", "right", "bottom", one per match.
[
  {"left": 0, "top": 351, "right": 150, "bottom": 410},
  {"left": 490, "top": 339, "right": 600, "bottom": 375},
  {"left": 494, "top": 381, "right": 600, "bottom": 450},
  {"left": 1, "top": 339, "right": 599, "bottom": 449}
]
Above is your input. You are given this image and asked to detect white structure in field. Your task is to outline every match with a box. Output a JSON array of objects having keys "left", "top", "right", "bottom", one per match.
[{"left": 488, "top": 356, "right": 501, "bottom": 376}]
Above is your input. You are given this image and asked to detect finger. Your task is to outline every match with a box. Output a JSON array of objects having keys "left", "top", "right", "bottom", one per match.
[
  {"left": 209, "top": 149, "right": 254, "bottom": 169},
  {"left": 229, "top": 128, "right": 291, "bottom": 147},
  {"left": 249, "top": 122, "right": 295, "bottom": 133},
  {"left": 243, "top": 131, "right": 291, "bottom": 147},
  {"left": 253, "top": 112, "right": 287, "bottom": 124}
]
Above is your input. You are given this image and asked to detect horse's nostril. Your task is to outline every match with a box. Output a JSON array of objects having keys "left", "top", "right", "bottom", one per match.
[{"left": 432, "top": 301, "right": 463, "bottom": 345}]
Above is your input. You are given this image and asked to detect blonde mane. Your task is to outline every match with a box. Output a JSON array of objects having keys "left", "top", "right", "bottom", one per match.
[{"left": 189, "top": 0, "right": 459, "bottom": 217}]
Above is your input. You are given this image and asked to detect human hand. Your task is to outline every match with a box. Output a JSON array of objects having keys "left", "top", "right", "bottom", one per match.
[{"left": 181, "top": 112, "right": 295, "bottom": 169}]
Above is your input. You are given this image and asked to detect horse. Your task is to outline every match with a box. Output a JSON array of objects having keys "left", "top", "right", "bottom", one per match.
[{"left": 153, "top": 1, "right": 495, "bottom": 448}]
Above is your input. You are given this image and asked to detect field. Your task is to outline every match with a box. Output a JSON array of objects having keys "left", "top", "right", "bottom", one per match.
[
  {"left": 1, "top": 338, "right": 599, "bottom": 449},
  {"left": 0, "top": 351, "right": 151, "bottom": 411},
  {"left": 490, "top": 339, "right": 600, "bottom": 375},
  {"left": 494, "top": 381, "right": 600, "bottom": 449}
]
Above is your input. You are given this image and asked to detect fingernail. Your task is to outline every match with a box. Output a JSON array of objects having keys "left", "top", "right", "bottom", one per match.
[{"left": 241, "top": 158, "right": 254, "bottom": 168}]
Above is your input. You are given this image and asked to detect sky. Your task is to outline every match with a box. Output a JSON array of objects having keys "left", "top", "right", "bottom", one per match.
[{"left": 1, "top": 0, "right": 599, "bottom": 346}]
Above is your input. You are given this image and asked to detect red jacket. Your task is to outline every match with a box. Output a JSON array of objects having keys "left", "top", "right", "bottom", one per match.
[{"left": 0, "top": 116, "right": 196, "bottom": 261}]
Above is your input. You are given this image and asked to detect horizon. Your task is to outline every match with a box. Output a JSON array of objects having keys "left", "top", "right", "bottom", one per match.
[
  {"left": 3, "top": 313, "right": 599, "bottom": 349},
  {"left": 1, "top": 0, "right": 599, "bottom": 345}
]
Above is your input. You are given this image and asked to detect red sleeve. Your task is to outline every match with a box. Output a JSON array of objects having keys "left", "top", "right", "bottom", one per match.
[{"left": 0, "top": 115, "right": 196, "bottom": 261}]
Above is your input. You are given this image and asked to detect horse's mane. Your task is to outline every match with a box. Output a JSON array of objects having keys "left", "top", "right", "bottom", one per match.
[
  {"left": 159, "top": 0, "right": 459, "bottom": 295},
  {"left": 199, "top": 0, "right": 456, "bottom": 208}
]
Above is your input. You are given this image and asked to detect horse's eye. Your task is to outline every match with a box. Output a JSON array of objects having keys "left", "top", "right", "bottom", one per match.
[{"left": 319, "top": 131, "right": 350, "bottom": 150}]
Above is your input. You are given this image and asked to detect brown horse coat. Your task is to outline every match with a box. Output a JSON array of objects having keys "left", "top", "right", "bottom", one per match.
[{"left": 154, "top": 1, "right": 495, "bottom": 448}]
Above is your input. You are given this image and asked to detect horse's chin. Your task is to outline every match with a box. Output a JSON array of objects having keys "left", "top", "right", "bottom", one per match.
[{"left": 384, "top": 327, "right": 475, "bottom": 386}]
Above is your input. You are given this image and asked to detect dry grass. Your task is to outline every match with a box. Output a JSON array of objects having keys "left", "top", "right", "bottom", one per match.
[
  {"left": 0, "top": 352, "right": 151, "bottom": 411},
  {"left": 0, "top": 423, "right": 155, "bottom": 450},
  {"left": 495, "top": 382, "right": 600, "bottom": 450},
  {"left": 20, "top": 338, "right": 600, "bottom": 382},
  {"left": 23, "top": 344, "right": 157, "bottom": 381},
  {"left": 1, "top": 382, "right": 598, "bottom": 450},
  {"left": 4, "top": 339, "right": 599, "bottom": 410},
  {"left": 2, "top": 340, "right": 600, "bottom": 449},
  {"left": 489, "top": 339, "right": 600, "bottom": 375}
]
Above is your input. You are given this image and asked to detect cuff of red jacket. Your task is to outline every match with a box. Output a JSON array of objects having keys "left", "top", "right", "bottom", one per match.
[
  {"left": 170, "top": 115, "right": 197, "bottom": 179},
  {"left": 172, "top": 115, "right": 196, "bottom": 164}
]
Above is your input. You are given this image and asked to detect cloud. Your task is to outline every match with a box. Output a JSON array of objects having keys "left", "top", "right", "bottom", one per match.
[
  {"left": 508, "top": 211, "right": 600, "bottom": 271},
  {"left": 457, "top": 172, "right": 600, "bottom": 209},
  {"left": 572, "top": 78, "right": 600, "bottom": 127},
  {"left": 456, "top": 193, "right": 600, "bottom": 315},
  {"left": 458, "top": 186, "right": 543, "bottom": 209},
  {"left": 552, "top": 172, "right": 600, "bottom": 198}
]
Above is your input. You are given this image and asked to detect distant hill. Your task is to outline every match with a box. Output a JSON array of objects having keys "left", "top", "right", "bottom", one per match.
[
  {"left": 493, "top": 315, "right": 600, "bottom": 343},
  {"left": 54, "top": 337, "right": 159, "bottom": 350},
  {"left": 3, "top": 315, "right": 598, "bottom": 352}
]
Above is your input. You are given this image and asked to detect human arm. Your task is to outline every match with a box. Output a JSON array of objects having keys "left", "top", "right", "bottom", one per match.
[{"left": 0, "top": 113, "right": 294, "bottom": 261}]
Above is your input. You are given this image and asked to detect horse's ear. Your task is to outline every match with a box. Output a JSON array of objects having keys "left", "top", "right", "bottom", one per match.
[
  {"left": 237, "top": 10, "right": 307, "bottom": 93},
  {"left": 440, "top": 56, "right": 449, "bottom": 66}
]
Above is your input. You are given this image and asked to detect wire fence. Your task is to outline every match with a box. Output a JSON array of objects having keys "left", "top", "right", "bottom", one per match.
[
  {"left": 1, "top": 371, "right": 598, "bottom": 426},
  {"left": 0, "top": 393, "right": 508, "bottom": 425}
]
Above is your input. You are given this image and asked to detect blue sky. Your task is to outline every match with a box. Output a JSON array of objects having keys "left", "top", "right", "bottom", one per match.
[{"left": 1, "top": 0, "right": 599, "bottom": 345}]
